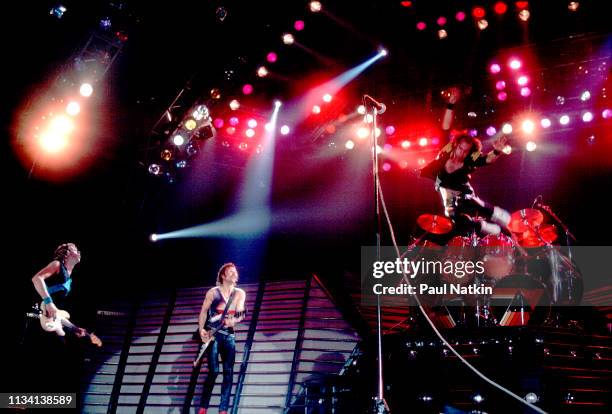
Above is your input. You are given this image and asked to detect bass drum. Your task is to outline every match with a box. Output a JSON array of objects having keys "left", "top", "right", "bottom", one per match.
[
  {"left": 441, "top": 236, "right": 477, "bottom": 286},
  {"left": 479, "top": 233, "right": 515, "bottom": 281}
]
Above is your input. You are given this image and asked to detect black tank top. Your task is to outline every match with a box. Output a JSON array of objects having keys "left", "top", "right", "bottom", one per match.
[{"left": 207, "top": 287, "right": 236, "bottom": 334}]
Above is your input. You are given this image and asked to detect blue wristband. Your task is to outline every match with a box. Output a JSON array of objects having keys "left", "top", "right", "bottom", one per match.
[{"left": 43, "top": 296, "right": 53, "bottom": 305}]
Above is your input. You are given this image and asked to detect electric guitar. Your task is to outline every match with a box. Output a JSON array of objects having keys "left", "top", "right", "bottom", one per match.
[
  {"left": 193, "top": 310, "right": 245, "bottom": 367},
  {"left": 26, "top": 302, "right": 102, "bottom": 347}
]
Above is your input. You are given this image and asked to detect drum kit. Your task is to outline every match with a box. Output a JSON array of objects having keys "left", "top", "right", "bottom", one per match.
[{"left": 411, "top": 203, "right": 582, "bottom": 327}]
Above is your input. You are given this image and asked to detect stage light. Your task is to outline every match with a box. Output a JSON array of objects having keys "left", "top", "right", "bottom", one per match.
[
  {"left": 193, "top": 105, "right": 209, "bottom": 122},
  {"left": 280, "top": 125, "right": 290, "bottom": 135},
  {"left": 176, "top": 160, "right": 187, "bottom": 168},
  {"left": 186, "top": 142, "right": 198, "bottom": 156},
  {"left": 400, "top": 1, "right": 413, "bottom": 7},
  {"left": 383, "top": 144, "right": 393, "bottom": 151},
  {"left": 486, "top": 126, "right": 497, "bottom": 136},
  {"left": 161, "top": 149, "right": 173, "bottom": 161},
  {"left": 517, "top": 75, "right": 529, "bottom": 86},
  {"left": 587, "top": 135, "right": 595, "bottom": 145},
  {"left": 502, "top": 123, "right": 513, "bottom": 134},
  {"left": 525, "top": 392, "right": 539, "bottom": 404},
  {"left": 378, "top": 48, "right": 388, "bottom": 57},
  {"left": 242, "top": 84, "right": 253, "bottom": 95},
  {"left": 516, "top": 1, "right": 529, "bottom": 8},
  {"left": 495, "top": 80, "right": 506, "bottom": 90},
  {"left": 66, "top": 101, "right": 80, "bottom": 116},
  {"left": 490, "top": 63, "right": 501, "bottom": 74},
  {"left": 322, "top": 93, "right": 332, "bottom": 103},
  {"left": 50, "top": 5, "right": 67, "bottom": 19},
  {"left": 416, "top": 22, "right": 427, "bottom": 31},
  {"left": 437, "top": 16, "right": 447, "bottom": 26},
  {"left": 40, "top": 115, "right": 73, "bottom": 153},
  {"left": 312, "top": 105, "right": 321, "bottom": 114},
  {"left": 294, "top": 20, "right": 305, "bottom": 31},
  {"left": 282, "top": 33, "right": 295, "bottom": 45},
  {"left": 438, "top": 29, "right": 448, "bottom": 40},
  {"left": 540, "top": 118, "right": 551, "bottom": 128},
  {"left": 257, "top": 66, "right": 268, "bottom": 77},
  {"left": 274, "top": 100, "right": 282, "bottom": 108},
  {"left": 603, "top": 109, "right": 612, "bottom": 119},
  {"left": 357, "top": 127, "right": 369, "bottom": 139},
  {"left": 568, "top": 2, "right": 579, "bottom": 12},
  {"left": 582, "top": 112, "right": 593, "bottom": 122},
  {"left": 419, "top": 137, "right": 428, "bottom": 146},
  {"left": 173, "top": 134, "right": 185, "bottom": 146},
  {"left": 382, "top": 162, "right": 391, "bottom": 172},
  {"left": 469, "top": 129, "right": 478, "bottom": 137},
  {"left": 477, "top": 19, "right": 489, "bottom": 30},
  {"left": 559, "top": 115, "right": 570, "bottom": 125},
  {"left": 345, "top": 140, "right": 355, "bottom": 150},
  {"left": 456, "top": 11, "right": 466, "bottom": 22},
  {"left": 245, "top": 128, "right": 255, "bottom": 138},
  {"left": 148, "top": 163, "right": 161, "bottom": 176},
  {"left": 580, "top": 90, "right": 591, "bottom": 101},
  {"left": 99, "top": 17, "right": 112, "bottom": 30},
  {"left": 522, "top": 120, "right": 535, "bottom": 134},
  {"left": 472, "top": 7, "right": 486, "bottom": 19},
  {"left": 266, "top": 52, "right": 278, "bottom": 63},
  {"left": 509, "top": 59, "right": 521, "bottom": 70},
  {"left": 494, "top": 2, "right": 508, "bottom": 14},
  {"left": 502, "top": 145, "right": 512, "bottom": 155},
  {"left": 357, "top": 105, "right": 366, "bottom": 115},
  {"left": 385, "top": 126, "right": 396, "bottom": 135},
  {"left": 210, "top": 88, "right": 222, "bottom": 100},
  {"left": 520, "top": 87, "right": 531, "bottom": 97},
  {"left": 375, "top": 127, "right": 382, "bottom": 138},
  {"left": 79, "top": 83, "right": 93, "bottom": 97},
  {"left": 229, "top": 99, "right": 240, "bottom": 111},
  {"left": 184, "top": 119, "right": 197, "bottom": 131},
  {"left": 399, "top": 160, "right": 409, "bottom": 169},
  {"left": 226, "top": 127, "right": 236, "bottom": 135},
  {"left": 473, "top": 394, "right": 484, "bottom": 404},
  {"left": 244, "top": 119, "right": 256, "bottom": 128},
  {"left": 256, "top": 144, "right": 263, "bottom": 154},
  {"left": 213, "top": 118, "right": 224, "bottom": 129},
  {"left": 264, "top": 122, "right": 274, "bottom": 131},
  {"left": 310, "top": 1, "right": 322, "bottom": 13},
  {"left": 518, "top": 9, "right": 530, "bottom": 21},
  {"left": 239, "top": 142, "right": 248, "bottom": 151},
  {"left": 497, "top": 91, "right": 508, "bottom": 101},
  {"left": 526, "top": 141, "right": 536, "bottom": 152},
  {"left": 555, "top": 95, "right": 565, "bottom": 106},
  {"left": 326, "top": 125, "right": 336, "bottom": 134},
  {"left": 229, "top": 117, "right": 239, "bottom": 126},
  {"left": 431, "top": 137, "right": 440, "bottom": 145}
]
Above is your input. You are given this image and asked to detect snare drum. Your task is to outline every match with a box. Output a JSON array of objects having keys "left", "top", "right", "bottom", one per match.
[{"left": 479, "top": 234, "right": 515, "bottom": 281}]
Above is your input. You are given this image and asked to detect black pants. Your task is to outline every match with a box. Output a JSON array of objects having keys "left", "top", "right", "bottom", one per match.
[
  {"left": 453, "top": 195, "right": 495, "bottom": 235},
  {"left": 200, "top": 333, "right": 235, "bottom": 411}
]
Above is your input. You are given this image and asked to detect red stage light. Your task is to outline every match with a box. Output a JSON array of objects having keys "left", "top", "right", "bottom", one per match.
[
  {"left": 520, "top": 87, "right": 531, "bottom": 97},
  {"left": 416, "top": 21, "right": 427, "bottom": 31},
  {"left": 322, "top": 93, "right": 332, "bottom": 103},
  {"left": 490, "top": 63, "right": 501, "bottom": 74},
  {"left": 242, "top": 84, "right": 253, "bottom": 95},
  {"left": 226, "top": 127, "right": 236, "bottom": 135},
  {"left": 401, "top": 140, "right": 410, "bottom": 149},
  {"left": 509, "top": 59, "right": 522, "bottom": 70},
  {"left": 497, "top": 91, "right": 508, "bottom": 101},
  {"left": 494, "top": 2, "right": 508, "bottom": 14},
  {"left": 419, "top": 137, "right": 428, "bottom": 146},
  {"left": 294, "top": 20, "right": 305, "bottom": 31},
  {"left": 517, "top": 75, "right": 529, "bottom": 86},
  {"left": 385, "top": 125, "right": 396, "bottom": 135},
  {"left": 456, "top": 11, "right": 466, "bottom": 21},
  {"left": 472, "top": 7, "right": 486, "bottom": 19},
  {"left": 382, "top": 162, "right": 392, "bottom": 172},
  {"left": 312, "top": 105, "right": 321, "bottom": 114},
  {"left": 229, "top": 117, "right": 239, "bottom": 126},
  {"left": 515, "top": 1, "right": 529, "bottom": 9},
  {"left": 266, "top": 52, "right": 277, "bottom": 63},
  {"left": 400, "top": 1, "right": 412, "bottom": 7},
  {"left": 247, "top": 119, "right": 258, "bottom": 128},
  {"left": 437, "top": 16, "right": 447, "bottom": 26},
  {"left": 213, "top": 118, "right": 224, "bottom": 129},
  {"left": 495, "top": 80, "right": 506, "bottom": 90},
  {"left": 245, "top": 129, "right": 255, "bottom": 138}
]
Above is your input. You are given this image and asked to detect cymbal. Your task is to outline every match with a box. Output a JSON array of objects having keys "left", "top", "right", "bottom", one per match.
[
  {"left": 417, "top": 214, "right": 453, "bottom": 234},
  {"left": 508, "top": 208, "right": 544, "bottom": 233},
  {"left": 519, "top": 224, "right": 558, "bottom": 247}
]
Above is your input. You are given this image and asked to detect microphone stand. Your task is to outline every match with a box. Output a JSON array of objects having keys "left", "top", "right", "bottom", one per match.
[{"left": 367, "top": 99, "right": 390, "bottom": 414}]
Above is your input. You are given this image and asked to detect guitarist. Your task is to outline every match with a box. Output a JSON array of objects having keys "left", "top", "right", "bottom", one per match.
[{"left": 197, "top": 263, "right": 246, "bottom": 414}]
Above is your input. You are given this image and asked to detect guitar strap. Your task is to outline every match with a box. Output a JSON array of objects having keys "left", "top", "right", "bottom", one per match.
[{"left": 208, "top": 288, "right": 237, "bottom": 333}]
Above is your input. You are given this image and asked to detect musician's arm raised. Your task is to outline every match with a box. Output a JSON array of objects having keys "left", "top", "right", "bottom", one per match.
[{"left": 32, "top": 260, "right": 60, "bottom": 319}]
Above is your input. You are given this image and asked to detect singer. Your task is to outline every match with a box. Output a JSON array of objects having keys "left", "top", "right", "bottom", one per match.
[{"left": 420, "top": 87, "right": 512, "bottom": 236}]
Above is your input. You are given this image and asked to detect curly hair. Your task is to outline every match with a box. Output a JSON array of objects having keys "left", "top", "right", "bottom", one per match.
[
  {"left": 216, "top": 262, "right": 237, "bottom": 285},
  {"left": 53, "top": 243, "right": 77, "bottom": 264},
  {"left": 449, "top": 129, "right": 482, "bottom": 156}
]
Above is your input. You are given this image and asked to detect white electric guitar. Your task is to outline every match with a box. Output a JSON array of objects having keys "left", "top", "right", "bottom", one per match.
[
  {"left": 193, "top": 310, "right": 245, "bottom": 367},
  {"left": 27, "top": 302, "right": 102, "bottom": 347}
]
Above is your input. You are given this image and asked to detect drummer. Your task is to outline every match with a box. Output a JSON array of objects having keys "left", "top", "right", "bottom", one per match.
[{"left": 420, "top": 87, "right": 512, "bottom": 237}]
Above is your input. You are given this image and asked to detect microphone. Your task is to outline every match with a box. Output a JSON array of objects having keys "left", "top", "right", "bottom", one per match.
[
  {"left": 363, "top": 95, "right": 386, "bottom": 114},
  {"left": 532, "top": 195, "right": 542, "bottom": 208}
]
